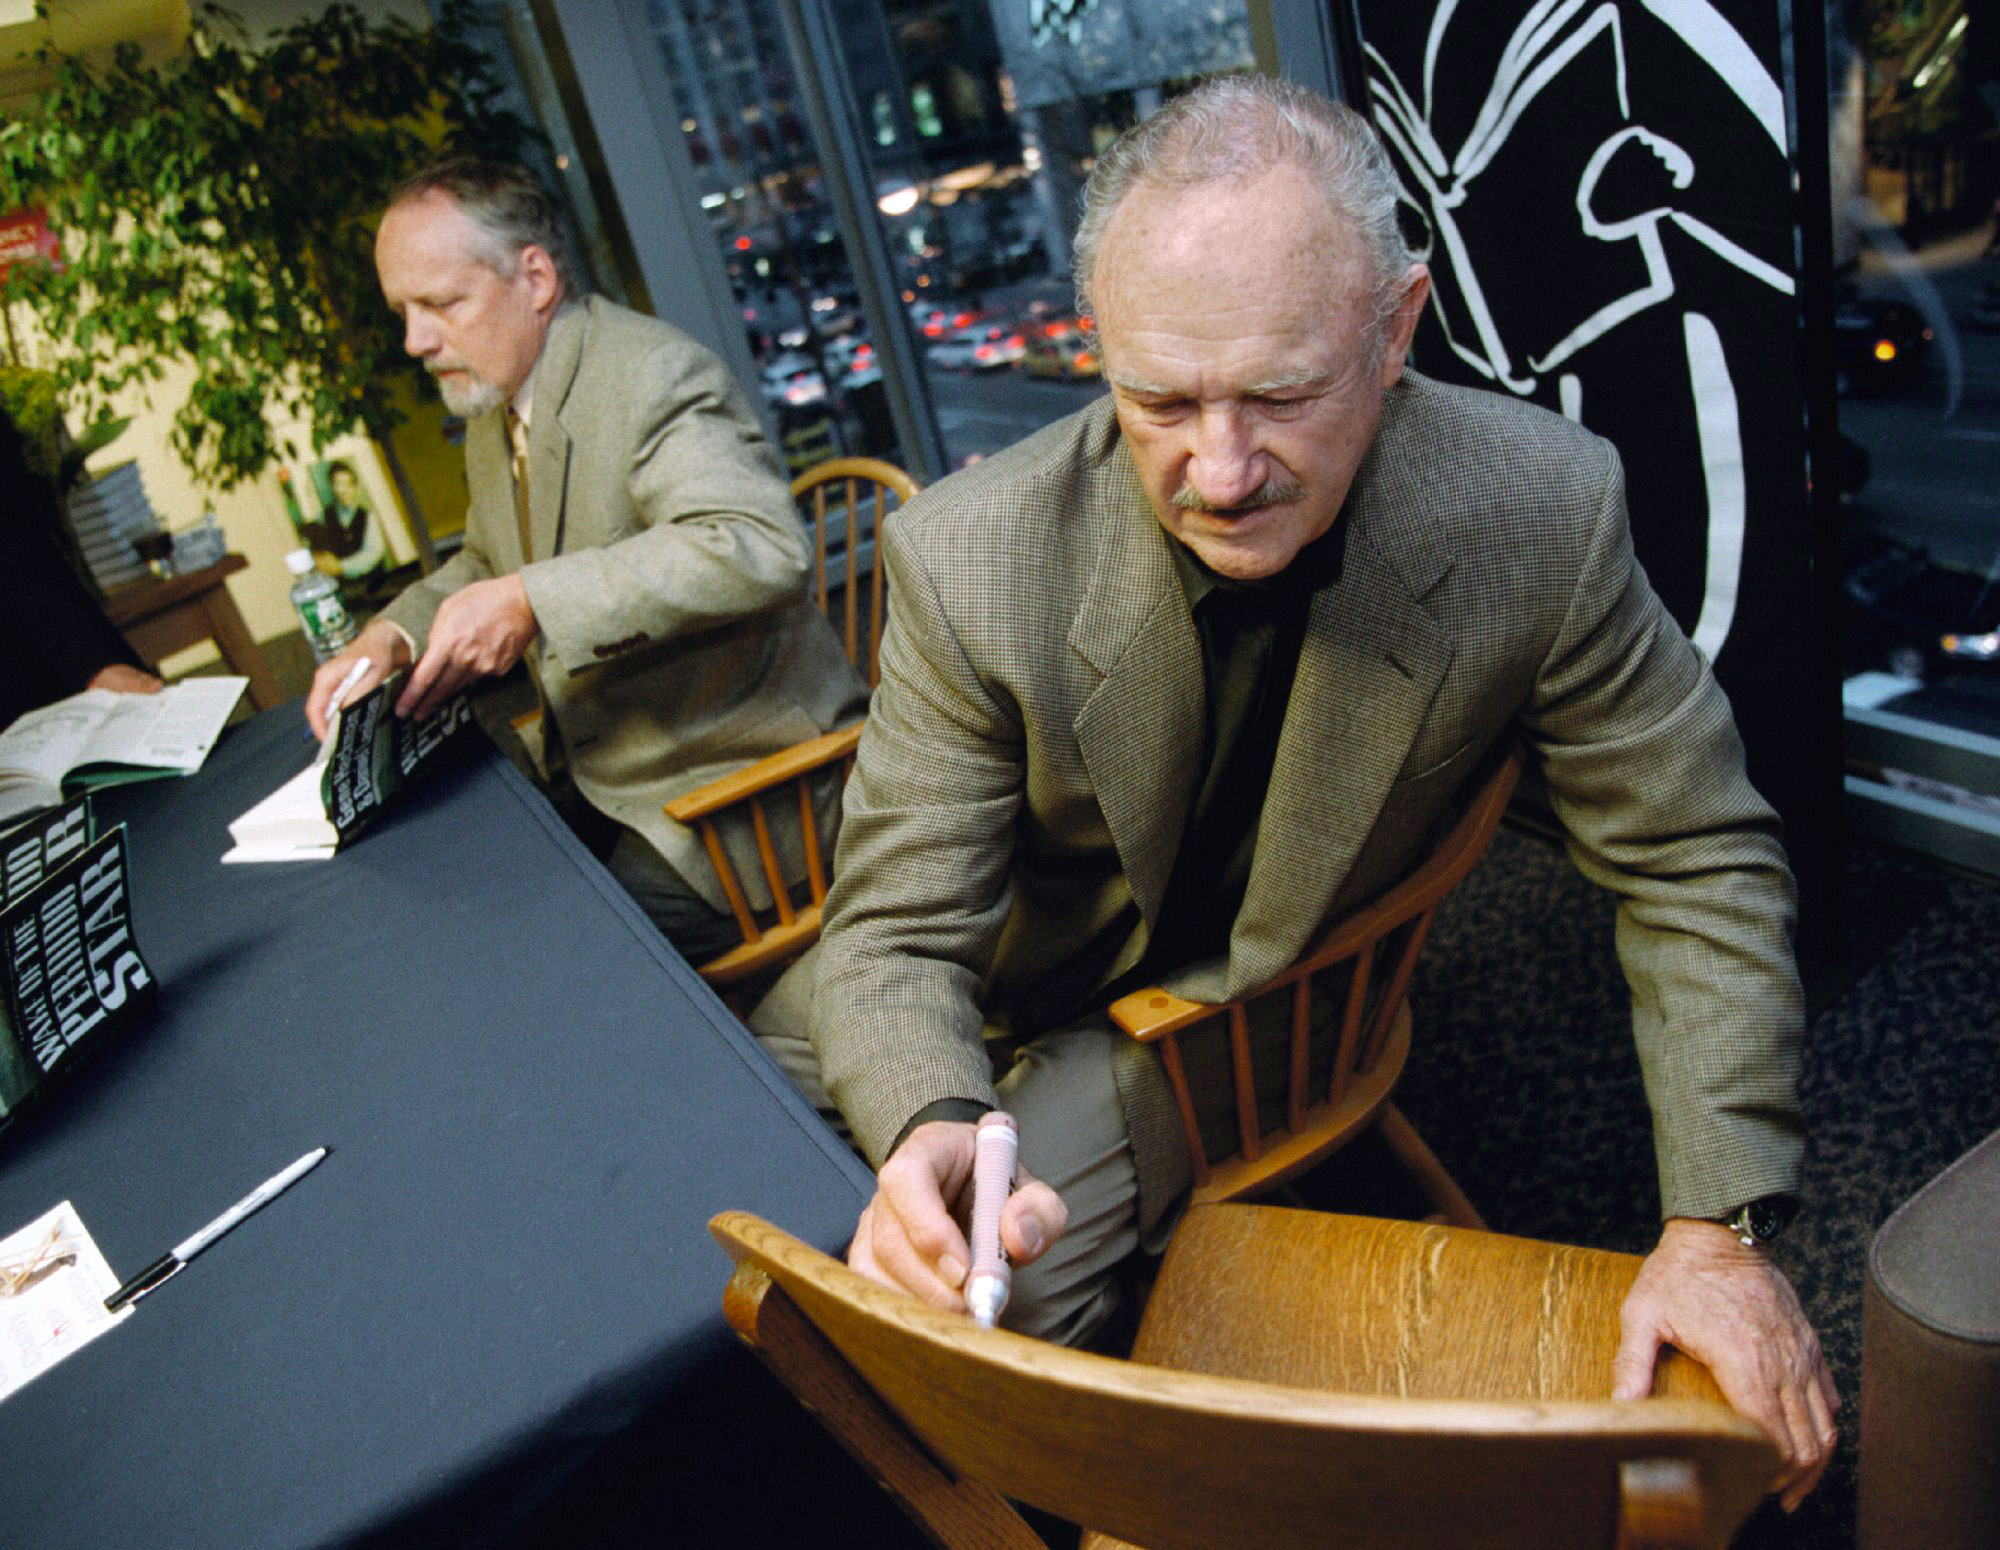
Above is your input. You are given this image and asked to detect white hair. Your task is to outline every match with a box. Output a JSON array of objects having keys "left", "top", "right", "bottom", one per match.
[{"left": 1072, "top": 75, "right": 1411, "bottom": 335}]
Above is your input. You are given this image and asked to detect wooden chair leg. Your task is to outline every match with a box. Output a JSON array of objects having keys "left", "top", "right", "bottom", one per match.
[
  {"left": 1375, "top": 1101, "right": 1488, "bottom": 1230},
  {"left": 723, "top": 1263, "right": 1045, "bottom": 1550},
  {"left": 1616, "top": 1458, "right": 1708, "bottom": 1549}
]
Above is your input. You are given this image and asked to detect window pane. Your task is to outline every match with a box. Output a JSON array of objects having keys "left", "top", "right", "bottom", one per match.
[
  {"left": 1838, "top": 1, "right": 2000, "bottom": 761},
  {"left": 638, "top": 0, "right": 1256, "bottom": 476}
]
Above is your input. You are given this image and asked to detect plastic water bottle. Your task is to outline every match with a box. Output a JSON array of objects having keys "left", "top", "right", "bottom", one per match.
[{"left": 287, "top": 549, "right": 357, "bottom": 662}]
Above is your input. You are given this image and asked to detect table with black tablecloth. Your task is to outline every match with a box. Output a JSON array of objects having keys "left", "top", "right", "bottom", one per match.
[{"left": 0, "top": 705, "right": 898, "bottom": 1547}]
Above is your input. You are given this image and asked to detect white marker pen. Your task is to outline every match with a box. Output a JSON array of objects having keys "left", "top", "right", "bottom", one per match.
[{"left": 964, "top": 1111, "right": 1018, "bottom": 1329}]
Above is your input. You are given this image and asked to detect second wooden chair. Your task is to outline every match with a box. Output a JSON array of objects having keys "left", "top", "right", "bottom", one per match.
[{"left": 663, "top": 456, "right": 918, "bottom": 993}]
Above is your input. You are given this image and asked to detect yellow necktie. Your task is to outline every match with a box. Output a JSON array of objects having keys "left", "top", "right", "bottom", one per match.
[{"left": 506, "top": 408, "right": 533, "bottom": 563}]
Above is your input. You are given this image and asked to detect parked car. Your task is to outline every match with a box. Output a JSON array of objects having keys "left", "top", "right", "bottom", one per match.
[
  {"left": 927, "top": 320, "right": 1026, "bottom": 372},
  {"left": 758, "top": 353, "right": 826, "bottom": 408},
  {"left": 1023, "top": 330, "right": 1101, "bottom": 380},
  {"left": 824, "top": 334, "right": 881, "bottom": 390},
  {"left": 1832, "top": 288, "right": 1931, "bottom": 393}
]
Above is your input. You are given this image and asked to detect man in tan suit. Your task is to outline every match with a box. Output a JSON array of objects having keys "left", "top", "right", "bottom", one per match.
[
  {"left": 778, "top": 79, "right": 1835, "bottom": 1507},
  {"left": 307, "top": 159, "right": 864, "bottom": 956}
]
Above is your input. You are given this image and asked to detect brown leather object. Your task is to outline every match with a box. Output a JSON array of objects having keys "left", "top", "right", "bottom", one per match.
[{"left": 1858, "top": 1127, "right": 2000, "bottom": 1549}]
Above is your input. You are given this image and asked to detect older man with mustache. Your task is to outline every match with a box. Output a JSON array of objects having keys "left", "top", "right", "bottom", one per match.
[{"left": 757, "top": 74, "right": 1836, "bottom": 1513}]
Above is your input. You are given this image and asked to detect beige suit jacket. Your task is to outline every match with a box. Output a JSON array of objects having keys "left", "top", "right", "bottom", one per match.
[
  {"left": 811, "top": 373, "right": 1804, "bottom": 1231},
  {"left": 383, "top": 298, "right": 866, "bottom": 912}
]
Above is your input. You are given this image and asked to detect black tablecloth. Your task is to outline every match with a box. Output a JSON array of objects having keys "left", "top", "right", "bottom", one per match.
[{"left": 0, "top": 706, "right": 879, "bottom": 1546}]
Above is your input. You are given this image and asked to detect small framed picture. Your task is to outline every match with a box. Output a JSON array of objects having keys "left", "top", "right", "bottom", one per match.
[{"left": 278, "top": 442, "right": 418, "bottom": 598}]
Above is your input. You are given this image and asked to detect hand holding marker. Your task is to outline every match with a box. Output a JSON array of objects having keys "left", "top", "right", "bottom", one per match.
[{"left": 964, "top": 1111, "right": 1018, "bottom": 1328}]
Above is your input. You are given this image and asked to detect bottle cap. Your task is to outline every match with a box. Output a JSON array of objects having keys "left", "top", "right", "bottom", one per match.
[{"left": 285, "top": 549, "right": 315, "bottom": 576}]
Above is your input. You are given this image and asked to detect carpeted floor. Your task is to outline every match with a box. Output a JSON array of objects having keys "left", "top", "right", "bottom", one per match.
[{"left": 1293, "top": 819, "right": 2000, "bottom": 1548}]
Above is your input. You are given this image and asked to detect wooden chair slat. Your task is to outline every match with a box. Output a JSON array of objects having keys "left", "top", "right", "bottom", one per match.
[{"left": 1109, "top": 750, "right": 1523, "bottom": 1220}]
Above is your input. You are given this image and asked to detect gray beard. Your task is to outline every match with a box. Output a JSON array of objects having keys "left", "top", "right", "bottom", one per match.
[{"left": 433, "top": 368, "right": 507, "bottom": 420}]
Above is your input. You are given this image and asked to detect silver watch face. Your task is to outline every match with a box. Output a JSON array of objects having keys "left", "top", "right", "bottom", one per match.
[{"left": 1737, "top": 1196, "right": 1796, "bottom": 1243}]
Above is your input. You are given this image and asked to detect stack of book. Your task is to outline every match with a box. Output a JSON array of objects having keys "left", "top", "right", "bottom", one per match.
[{"left": 65, "top": 461, "right": 160, "bottom": 593}]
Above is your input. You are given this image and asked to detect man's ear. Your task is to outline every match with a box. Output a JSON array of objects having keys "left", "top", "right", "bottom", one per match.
[
  {"left": 520, "top": 243, "right": 563, "bottom": 315},
  {"left": 1377, "top": 262, "right": 1431, "bottom": 388}
]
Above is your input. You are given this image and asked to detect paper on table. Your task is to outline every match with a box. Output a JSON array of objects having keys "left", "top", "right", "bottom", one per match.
[{"left": 0, "top": 1201, "right": 129, "bottom": 1403}]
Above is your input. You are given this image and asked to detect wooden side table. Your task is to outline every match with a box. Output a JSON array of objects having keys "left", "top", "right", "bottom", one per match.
[{"left": 102, "top": 552, "right": 285, "bottom": 711}]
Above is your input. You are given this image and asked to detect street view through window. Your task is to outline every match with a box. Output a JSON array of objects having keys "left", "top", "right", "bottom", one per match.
[
  {"left": 1837, "top": 0, "right": 1998, "bottom": 765},
  {"left": 640, "top": 0, "right": 1254, "bottom": 474}
]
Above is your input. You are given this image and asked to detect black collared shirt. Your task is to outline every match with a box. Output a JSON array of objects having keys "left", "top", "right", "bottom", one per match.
[{"left": 1125, "top": 520, "right": 1346, "bottom": 984}]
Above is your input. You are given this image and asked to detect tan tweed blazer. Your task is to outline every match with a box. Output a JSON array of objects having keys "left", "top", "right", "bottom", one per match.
[
  {"left": 382, "top": 298, "right": 866, "bottom": 911},
  {"left": 811, "top": 372, "right": 1804, "bottom": 1231}
]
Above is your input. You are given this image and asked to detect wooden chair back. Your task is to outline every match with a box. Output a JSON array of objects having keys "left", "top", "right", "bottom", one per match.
[
  {"left": 711, "top": 1207, "right": 1779, "bottom": 1550},
  {"left": 791, "top": 455, "right": 918, "bottom": 688},
  {"left": 1109, "top": 748, "right": 1523, "bottom": 1211},
  {"left": 662, "top": 457, "right": 918, "bottom": 991},
  {"left": 663, "top": 724, "right": 862, "bottom": 988}
]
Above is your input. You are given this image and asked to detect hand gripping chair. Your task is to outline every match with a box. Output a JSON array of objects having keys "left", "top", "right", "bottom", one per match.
[
  {"left": 1107, "top": 748, "right": 1522, "bottom": 1222},
  {"left": 663, "top": 457, "right": 917, "bottom": 994},
  {"left": 712, "top": 1204, "right": 1778, "bottom": 1549}
]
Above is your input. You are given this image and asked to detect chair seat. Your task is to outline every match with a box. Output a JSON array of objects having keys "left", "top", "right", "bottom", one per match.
[{"left": 1135, "top": 1204, "right": 1725, "bottom": 1408}]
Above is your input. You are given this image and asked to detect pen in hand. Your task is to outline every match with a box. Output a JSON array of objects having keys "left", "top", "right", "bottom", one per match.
[
  {"left": 325, "top": 658, "right": 374, "bottom": 723},
  {"left": 964, "top": 1112, "right": 1017, "bottom": 1329},
  {"left": 105, "top": 1147, "right": 330, "bottom": 1313}
]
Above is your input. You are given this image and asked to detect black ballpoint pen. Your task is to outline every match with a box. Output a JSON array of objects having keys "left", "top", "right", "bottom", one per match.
[{"left": 104, "top": 1147, "right": 329, "bottom": 1313}]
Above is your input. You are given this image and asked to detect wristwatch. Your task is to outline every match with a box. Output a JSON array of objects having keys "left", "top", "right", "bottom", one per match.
[{"left": 1719, "top": 1195, "right": 1798, "bottom": 1248}]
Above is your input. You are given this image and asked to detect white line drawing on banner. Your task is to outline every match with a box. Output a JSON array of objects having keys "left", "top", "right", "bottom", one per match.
[{"left": 1364, "top": 0, "right": 1795, "bottom": 659}]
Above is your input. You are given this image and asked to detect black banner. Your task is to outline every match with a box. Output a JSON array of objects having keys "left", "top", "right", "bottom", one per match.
[{"left": 1337, "top": 0, "right": 1833, "bottom": 941}]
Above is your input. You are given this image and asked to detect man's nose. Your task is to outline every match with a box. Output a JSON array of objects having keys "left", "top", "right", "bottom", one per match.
[
  {"left": 1184, "top": 406, "right": 1262, "bottom": 508},
  {"left": 402, "top": 312, "right": 439, "bottom": 358}
]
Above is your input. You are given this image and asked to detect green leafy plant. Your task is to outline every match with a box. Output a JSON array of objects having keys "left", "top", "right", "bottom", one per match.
[{"left": 0, "top": 1, "right": 531, "bottom": 491}]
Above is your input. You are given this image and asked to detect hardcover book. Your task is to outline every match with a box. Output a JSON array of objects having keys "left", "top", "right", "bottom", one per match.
[
  {"left": 0, "top": 817, "right": 155, "bottom": 1128},
  {"left": 224, "top": 673, "right": 475, "bottom": 862}
]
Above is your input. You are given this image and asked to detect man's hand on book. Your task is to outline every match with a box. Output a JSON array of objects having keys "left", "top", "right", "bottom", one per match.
[
  {"left": 396, "top": 575, "right": 538, "bottom": 724},
  {"left": 306, "top": 622, "right": 411, "bottom": 739},
  {"left": 87, "top": 665, "right": 164, "bottom": 695}
]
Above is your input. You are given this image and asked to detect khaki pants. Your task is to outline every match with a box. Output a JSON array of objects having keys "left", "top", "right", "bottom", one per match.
[{"left": 749, "top": 948, "right": 1143, "bottom": 1347}]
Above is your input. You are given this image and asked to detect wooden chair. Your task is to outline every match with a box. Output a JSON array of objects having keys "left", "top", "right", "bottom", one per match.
[
  {"left": 793, "top": 455, "right": 917, "bottom": 691},
  {"left": 712, "top": 1204, "right": 1779, "bottom": 1550},
  {"left": 662, "top": 456, "right": 918, "bottom": 992},
  {"left": 1108, "top": 749, "right": 1523, "bottom": 1221}
]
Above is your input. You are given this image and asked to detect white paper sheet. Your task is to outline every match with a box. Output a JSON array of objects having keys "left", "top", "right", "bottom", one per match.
[{"left": 0, "top": 1201, "right": 129, "bottom": 1403}]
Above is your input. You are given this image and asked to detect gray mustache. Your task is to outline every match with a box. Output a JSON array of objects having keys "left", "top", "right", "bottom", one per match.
[{"left": 1171, "top": 474, "right": 1307, "bottom": 513}]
